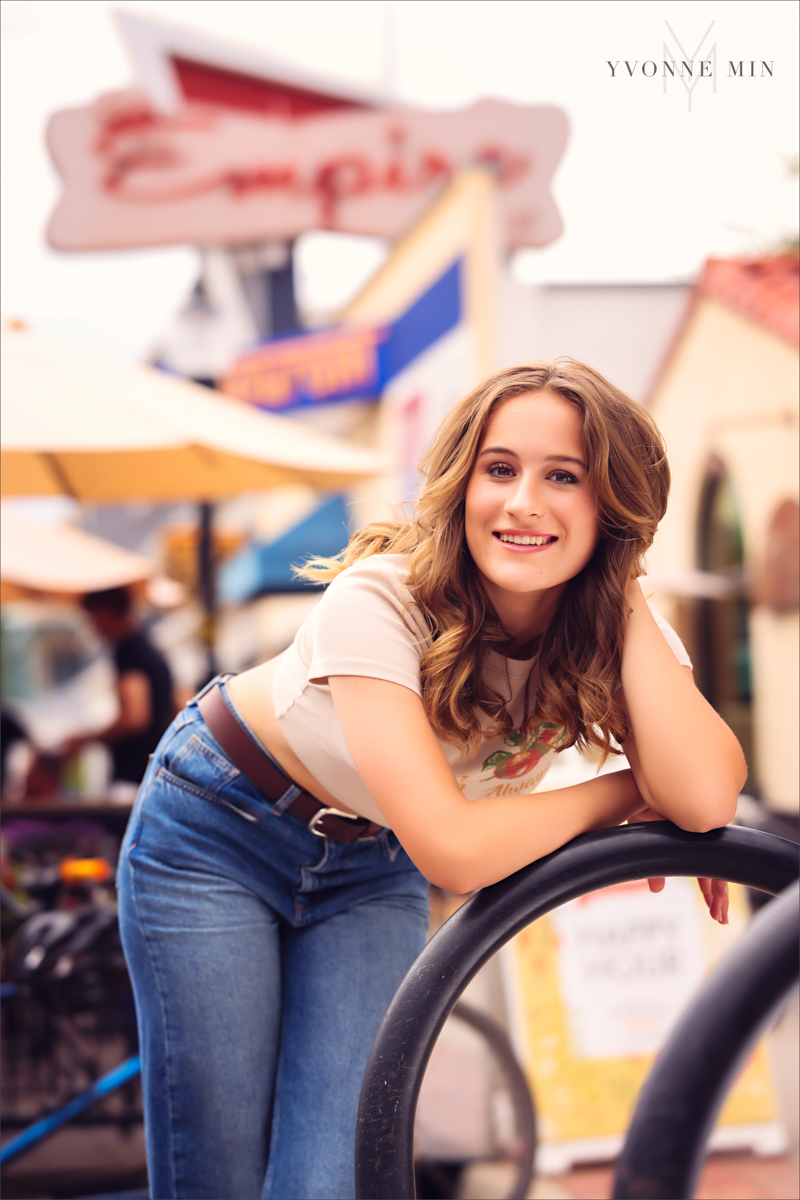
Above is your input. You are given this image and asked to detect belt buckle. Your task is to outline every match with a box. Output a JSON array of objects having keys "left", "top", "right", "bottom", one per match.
[{"left": 308, "top": 806, "right": 364, "bottom": 838}]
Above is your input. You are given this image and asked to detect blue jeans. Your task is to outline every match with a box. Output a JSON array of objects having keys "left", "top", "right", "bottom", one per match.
[{"left": 117, "top": 681, "right": 429, "bottom": 1200}]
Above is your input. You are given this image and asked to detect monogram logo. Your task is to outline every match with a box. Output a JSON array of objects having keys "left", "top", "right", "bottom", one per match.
[{"left": 663, "top": 21, "right": 716, "bottom": 112}]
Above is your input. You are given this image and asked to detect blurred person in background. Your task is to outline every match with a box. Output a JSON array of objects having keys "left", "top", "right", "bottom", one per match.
[
  {"left": 117, "top": 363, "right": 744, "bottom": 1200},
  {"left": 0, "top": 706, "right": 65, "bottom": 802},
  {"left": 0, "top": 707, "right": 32, "bottom": 800},
  {"left": 65, "top": 587, "right": 175, "bottom": 801}
]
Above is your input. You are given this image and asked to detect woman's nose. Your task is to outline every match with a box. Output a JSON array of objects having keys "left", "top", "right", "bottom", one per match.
[{"left": 504, "top": 476, "right": 545, "bottom": 518}]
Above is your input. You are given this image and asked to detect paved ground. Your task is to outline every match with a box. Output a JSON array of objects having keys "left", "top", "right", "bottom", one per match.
[
  {"left": 533, "top": 1154, "right": 800, "bottom": 1200},
  {"left": 3, "top": 1140, "right": 798, "bottom": 1199},
  {"left": 3, "top": 988, "right": 796, "bottom": 1199}
]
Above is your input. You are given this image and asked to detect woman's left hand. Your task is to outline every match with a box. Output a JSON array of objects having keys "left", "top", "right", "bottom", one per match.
[
  {"left": 627, "top": 806, "right": 729, "bottom": 923},
  {"left": 696, "top": 876, "right": 729, "bottom": 924}
]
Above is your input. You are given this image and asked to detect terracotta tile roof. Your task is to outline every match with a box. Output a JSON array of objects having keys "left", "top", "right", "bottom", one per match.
[{"left": 698, "top": 254, "right": 799, "bottom": 346}]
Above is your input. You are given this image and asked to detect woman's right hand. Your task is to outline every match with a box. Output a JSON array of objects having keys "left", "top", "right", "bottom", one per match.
[{"left": 627, "top": 805, "right": 729, "bottom": 923}]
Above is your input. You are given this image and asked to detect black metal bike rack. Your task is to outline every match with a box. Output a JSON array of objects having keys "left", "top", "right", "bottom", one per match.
[
  {"left": 354, "top": 822, "right": 799, "bottom": 1200},
  {"left": 613, "top": 877, "right": 799, "bottom": 1200}
]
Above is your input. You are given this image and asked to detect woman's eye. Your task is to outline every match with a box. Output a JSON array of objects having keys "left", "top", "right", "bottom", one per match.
[
  {"left": 487, "top": 462, "right": 515, "bottom": 478},
  {"left": 549, "top": 470, "right": 578, "bottom": 484}
]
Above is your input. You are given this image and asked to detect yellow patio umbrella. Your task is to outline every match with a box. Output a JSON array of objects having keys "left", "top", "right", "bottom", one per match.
[
  {"left": 0, "top": 323, "right": 385, "bottom": 500},
  {"left": 1, "top": 322, "right": 384, "bottom": 674}
]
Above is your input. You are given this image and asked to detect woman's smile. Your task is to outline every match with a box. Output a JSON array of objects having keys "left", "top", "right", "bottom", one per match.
[{"left": 494, "top": 530, "right": 558, "bottom": 550}]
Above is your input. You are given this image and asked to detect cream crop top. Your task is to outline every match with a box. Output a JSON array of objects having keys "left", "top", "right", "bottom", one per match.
[{"left": 272, "top": 554, "right": 692, "bottom": 826}]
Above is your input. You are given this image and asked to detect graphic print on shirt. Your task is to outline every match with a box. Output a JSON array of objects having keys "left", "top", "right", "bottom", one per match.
[{"left": 480, "top": 718, "right": 565, "bottom": 782}]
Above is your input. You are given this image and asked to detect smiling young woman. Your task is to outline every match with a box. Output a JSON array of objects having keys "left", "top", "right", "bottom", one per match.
[{"left": 116, "top": 360, "right": 746, "bottom": 1200}]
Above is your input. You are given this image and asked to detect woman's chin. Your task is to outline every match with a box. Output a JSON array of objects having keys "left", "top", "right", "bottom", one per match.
[{"left": 482, "top": 566, "right": 566, "bottom": 599}]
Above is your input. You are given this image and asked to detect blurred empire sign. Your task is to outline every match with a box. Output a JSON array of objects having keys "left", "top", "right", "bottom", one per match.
[
  {"left": 223, "top": 260, "right": 463, "bottom": 412},
  {"left": 45, "top": 93, "right": 567, "bottom": 253}
]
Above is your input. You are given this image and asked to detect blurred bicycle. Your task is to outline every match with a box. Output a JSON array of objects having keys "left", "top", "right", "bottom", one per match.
[{"left": 1, "top": 849, "right": 142, "bottom": 1182}]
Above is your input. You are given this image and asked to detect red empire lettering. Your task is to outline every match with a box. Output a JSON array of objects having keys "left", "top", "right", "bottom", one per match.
[
  {"left": 314, "top": 156, "right": 374, "bottom": 226},
  {"left": 93, "top": 106, "right": 160, "bottom": 156},
  {"left": 417, "top": 152, "right": 452, "bottom": 188},
  {"left": 93, "top": 103, "right": 215, "bottom": 158},
  {"left": 92, "top": 111, "right": 530, "bottom": 213},
  {"left": 383, "top": 123, "right": 409, "bottom": 191},
  {"left": 225, "top": 166, "right": 297, "bottom": 195}
]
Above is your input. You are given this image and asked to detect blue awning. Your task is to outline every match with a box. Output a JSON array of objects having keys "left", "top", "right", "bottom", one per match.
[{"left": 219, "top": 494, "right": 351, "bottom": 603}]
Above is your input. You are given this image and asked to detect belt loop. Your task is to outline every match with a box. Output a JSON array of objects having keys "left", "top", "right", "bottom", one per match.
[
  {"left": 273, "top": 782, "right": 302, "bottom": 815},
  {"left": 190, "top": 673, "right": 233, "bottom": 706}
]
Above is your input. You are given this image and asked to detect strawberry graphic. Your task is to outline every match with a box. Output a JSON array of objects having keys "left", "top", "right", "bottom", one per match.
[
  {"left": 481, "top": 719, "right": 565, "bottom": 781},
  {"left": 502, "top": 747, "right": 543, "bottom": 777}
]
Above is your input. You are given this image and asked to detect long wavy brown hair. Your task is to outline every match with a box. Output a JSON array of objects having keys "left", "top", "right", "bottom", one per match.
[{"left": 298, "top": 361, "right": 670, "bottom": 759}]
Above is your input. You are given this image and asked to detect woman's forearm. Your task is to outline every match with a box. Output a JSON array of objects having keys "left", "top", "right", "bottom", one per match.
[
  {"left": 330, "top": 675, "right": 644, "bottom": 894},
  {"left": 417, "top": 769, "right": 644, "bottom": 893},
  {"left": 620, "top": 582, "right": 746, "bottom": 830}
]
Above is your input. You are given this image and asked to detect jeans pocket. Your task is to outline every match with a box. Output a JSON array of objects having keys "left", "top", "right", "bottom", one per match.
[
  {"left": 160, "top": 733, "right": 265, "bottom": 823},
  {"left": 157, "top": 766, "right": 263, "bottom": 823},
  {"left": 167, "top": 733, "right": 240, "bottom": 792}
]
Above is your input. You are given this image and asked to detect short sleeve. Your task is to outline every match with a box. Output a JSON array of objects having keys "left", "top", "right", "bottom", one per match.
[
  {"left": 304, "top": 556, "right": 429, "bottom": 695},
  {"left": 648, "top": 604, "right": 693, "bottom": 669},
  {"left": 114, "top": 636, "right": 141, "bottom": 674}
]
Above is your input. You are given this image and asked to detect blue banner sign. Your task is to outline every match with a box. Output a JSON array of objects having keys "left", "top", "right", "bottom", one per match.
[{"left": 223, "top": 259, "right": 462, "bottom": 411}]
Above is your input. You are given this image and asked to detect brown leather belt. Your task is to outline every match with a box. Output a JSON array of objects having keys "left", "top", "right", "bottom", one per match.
[{"left": 197, "top": 682, "right": 384, "bottom": 843}]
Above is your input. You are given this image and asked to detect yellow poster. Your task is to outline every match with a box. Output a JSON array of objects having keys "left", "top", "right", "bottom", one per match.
[{"left": 502, "top": 879, "right": 783, "bottom": 1172}]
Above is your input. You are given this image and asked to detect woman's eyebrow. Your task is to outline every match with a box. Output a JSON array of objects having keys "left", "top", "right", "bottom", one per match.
[
  {"left": 478, "top": 446, "right": 587, "bottom": 470},
  {"left": 545, "top": 454, "right": 588, "bottom": 469}
]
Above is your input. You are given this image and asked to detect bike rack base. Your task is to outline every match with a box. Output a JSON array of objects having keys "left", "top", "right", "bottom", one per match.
[{"left": 355, "top": 823, "right": 799, "bottom": 1200}]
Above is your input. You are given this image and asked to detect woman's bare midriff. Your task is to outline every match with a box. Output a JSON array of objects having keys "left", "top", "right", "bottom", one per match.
[{"left": 226, "top": 655, "right": 359, "bottom": 816}]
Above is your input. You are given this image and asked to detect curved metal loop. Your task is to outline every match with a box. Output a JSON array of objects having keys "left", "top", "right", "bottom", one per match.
[
  {"left": 612, "top": 879, "right": 799, "bottom": 1200},
  {"left": 355, "top": 822, "right": 799, "bottom": 1200}
]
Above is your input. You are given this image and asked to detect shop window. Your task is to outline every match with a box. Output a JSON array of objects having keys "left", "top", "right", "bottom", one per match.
[{"left": 695, "top": 458, "right": 756, "bottom": 789}]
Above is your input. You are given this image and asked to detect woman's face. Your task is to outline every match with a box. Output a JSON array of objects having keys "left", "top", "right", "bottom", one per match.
[{"left": 464, "top": 390, "right": 600, "bottom": 633}]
